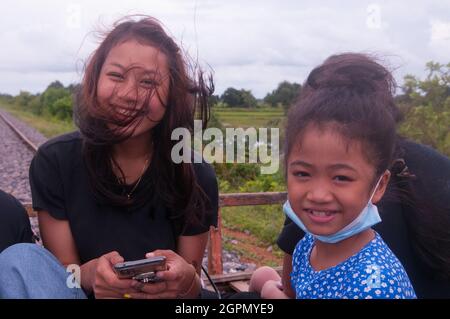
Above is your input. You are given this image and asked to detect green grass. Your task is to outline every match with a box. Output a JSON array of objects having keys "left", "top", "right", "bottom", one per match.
[
  {"left": 0, "top": 104, "right": 75, "bottom": 138},
  {"left": 221, "top": 204, "right": 285, "bottom": 247},
  {"left": 213, "top": 107, "right": 285, "bottom": 128}
]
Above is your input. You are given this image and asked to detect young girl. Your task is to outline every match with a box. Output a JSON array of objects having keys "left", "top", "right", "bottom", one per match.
[
  {"left": 0, "top": 16, "right": 218, "bottom": 299},
  {"left": 250, "top": 53, "right": 416, "bottom": 299}
]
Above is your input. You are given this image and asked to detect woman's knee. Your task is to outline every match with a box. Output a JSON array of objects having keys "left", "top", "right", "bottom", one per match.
[
  {"left": 0, "top": 243, "right": 40, "bottom": 264},
  {"left": 0, "top": 243, "right": 58, "bottom": 273}
]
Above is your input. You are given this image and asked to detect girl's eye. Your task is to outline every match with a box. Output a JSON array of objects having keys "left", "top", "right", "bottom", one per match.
[
  {"left": 293, "top": 171, "right": 310, "bottom": 178},
  {"left": 333, "top": 175, "right": 352, "bottom": 182}
]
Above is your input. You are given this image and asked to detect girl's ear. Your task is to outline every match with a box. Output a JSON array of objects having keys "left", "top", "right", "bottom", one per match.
[{"left": 371, "top": 170, "right": 391, "bottom": 204}]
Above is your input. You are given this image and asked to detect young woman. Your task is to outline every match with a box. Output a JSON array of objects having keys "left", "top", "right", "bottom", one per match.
[{"left": 0, "top": 16, "right": 218, "bottom": 299}]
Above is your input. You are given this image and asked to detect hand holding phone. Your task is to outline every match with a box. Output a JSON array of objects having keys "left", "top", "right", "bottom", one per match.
[{"left": 113, "top": 256, "right": 167, "bottom": 283}]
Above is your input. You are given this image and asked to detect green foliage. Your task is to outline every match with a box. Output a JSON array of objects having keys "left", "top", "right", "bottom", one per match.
[
  {"left": 399, "top": 61, "right": 450, "bottom": 157},
  {"left": 213, "top": 107, "right": 284, "bottom": 128},
  {"left": 220, "top": 87, "right": 257, "bottom": 108},
  {"left": 264, "top": 81, "right": 301, "bottom": 112},
  {"left": 213, "top": 162, "right": 260, "bottom": 190},
  {"left": 208, "top": 94, "right": 220, "bottom": 107},
  {"left": 222, "top": 205, "right": 285, "bottom": 246},
  {"left": 6, "top": 81, "right": 74, "bottom": 121},
  {"left": 0, "top": 93, "right": 14, "bottom": 104},
  {"left": 42, "top": 87, "right": 71, "bottom": 118},
  {"left": 47, "top": 80, "right": 65, "bottom": 90},
  {"left": 14, "top": 91, "right": 34, "bottom": 110},
  {"left": 51, "top": 95, "right": 73, "bottom": 120},
  {"left": 399, "top": 103, "right": 450, "bottom": 156}
]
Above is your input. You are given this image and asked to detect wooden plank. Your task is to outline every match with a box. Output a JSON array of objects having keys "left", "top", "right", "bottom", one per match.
[
  {"left": 219, "top": 192, "right": 287, "bottom": 207},
  {"left": 229, "top": 280, "right": 250, "bottom": 292},
  {"left": 24, "top": 204, "right": 36, "bottom": 217},
  {"left": 208, "top": 209, "right": 223, "bottom": 275},
  {"left": 25, "top": 192, "right": 287, "bottom": 215},
  {"left": 209, "top": 266, "right": 283, "bottom": 284},
  {"left": 210, "top": 270, "right": 254, "bottom": 283}
]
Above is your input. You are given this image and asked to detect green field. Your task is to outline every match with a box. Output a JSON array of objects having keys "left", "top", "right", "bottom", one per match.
[{"left": 213, "top": 107, "right": 285, "bottom": 128}]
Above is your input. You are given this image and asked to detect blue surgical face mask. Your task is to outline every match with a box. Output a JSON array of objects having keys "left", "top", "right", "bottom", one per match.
[{"left": 283, "top": 174, "right": 384, "bottom": 244}]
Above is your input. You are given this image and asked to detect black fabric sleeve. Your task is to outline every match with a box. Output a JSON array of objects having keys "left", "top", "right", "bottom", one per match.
[
  {"left": 17, "top": 203, "right": 34, "bottom": 245},
  {"left": 404, "top": 141, "right": 450, "bottom": 209},
  {"left": 276, "top": 216, "right": 306, "bottom": 255},
  {"left": 29, "top": 147, "right": 67, "bottom": 220},
  {"left": 0, "top": 191, "right": 33, "bottom": 253},
  {"left": 181, "top": 162, "right": 219, "bottom": 236}
]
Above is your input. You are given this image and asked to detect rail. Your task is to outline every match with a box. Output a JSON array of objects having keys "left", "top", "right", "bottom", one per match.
[{"left": 0, "top": 111, "right": 39, "bottom": 153}]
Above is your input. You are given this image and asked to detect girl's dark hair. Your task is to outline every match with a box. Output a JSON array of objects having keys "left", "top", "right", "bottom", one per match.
[
  {"left": 285, "top": 53, "right": 397, "bottom": 182},
  {"left": 74, "top": 16, "right": 213, "bottom": 231},
  {"left": 286, "top": 52, "right": 450, "bottom": 280}
]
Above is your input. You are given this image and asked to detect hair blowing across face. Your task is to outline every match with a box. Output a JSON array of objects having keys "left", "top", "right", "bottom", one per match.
[{"left": 74, "top": 16, "right": 214, "bottom": 231}]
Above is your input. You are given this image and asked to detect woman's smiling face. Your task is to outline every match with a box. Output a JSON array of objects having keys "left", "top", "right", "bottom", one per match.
[
  {"left": 96, "top": 39, "right": 170, "bottom": 137},
  {"left": 287, "top": 123, "right": 389, "bottom": 236}
]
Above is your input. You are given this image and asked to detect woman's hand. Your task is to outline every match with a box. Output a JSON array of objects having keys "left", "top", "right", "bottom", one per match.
[
  {"left": 127, "top": 250, "right": 201, "bottom": 299},
  {"left": 261, "top": 280, "right": 290, "bottom": 299},
  {"left": 92, "top": 251, "right": 136, "bottom": 299}
]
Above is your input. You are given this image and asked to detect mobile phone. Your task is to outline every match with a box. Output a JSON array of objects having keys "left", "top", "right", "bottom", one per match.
[{"left": 113, "top": 256, "right": 167, "bottom": 283}]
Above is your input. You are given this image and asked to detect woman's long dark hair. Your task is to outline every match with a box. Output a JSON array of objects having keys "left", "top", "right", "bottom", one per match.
[
  {"left": 285, "top": 52, "right": 450, "bottom": 280},
  {"left": 74, "top": 16, "right": 214, "bottom": 231}
]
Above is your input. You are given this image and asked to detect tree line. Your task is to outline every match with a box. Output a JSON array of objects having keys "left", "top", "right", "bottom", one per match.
[
  {"left": 0, "top": 61, "right": 449, "bottom": 156},
  {"left": 0, "top": 80, "right": 301, "bottom": 122},
  {"left": 0, "top": 80, "right": 76, "bottom": 121}
]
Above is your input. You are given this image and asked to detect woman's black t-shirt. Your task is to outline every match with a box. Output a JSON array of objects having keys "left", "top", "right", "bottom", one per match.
[
  {"left": 0, "top": 190, "right": 34, "bottom": 253},
  {"left": 29, "top": 131, "right": 218, "bottom": 264},
  {"left": 277, "top": 139, "right": 450, "bottom": 298}
]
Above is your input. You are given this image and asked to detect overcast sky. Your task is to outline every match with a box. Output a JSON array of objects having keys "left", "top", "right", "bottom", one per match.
[{"left": 1, "top": 0, "right": 449, "bottom": 98}]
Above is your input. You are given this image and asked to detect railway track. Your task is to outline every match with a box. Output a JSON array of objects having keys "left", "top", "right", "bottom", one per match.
[
  {"left": 0, "top": 111, "right": 39, "bottom": 153},
  {"left": 0, "top": 111, "right": 39, "bottom": 204}
]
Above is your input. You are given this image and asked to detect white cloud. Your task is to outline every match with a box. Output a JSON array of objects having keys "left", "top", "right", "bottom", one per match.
[
  {"left": 429, "top": 19, "right": 450, "bottom": 61},
  {"left": 0, "top": 0, "right": 449, "bottom": 97}
]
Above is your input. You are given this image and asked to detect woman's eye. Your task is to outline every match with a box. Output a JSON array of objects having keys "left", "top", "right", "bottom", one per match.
[
  {"left": 108, "top": 73, "right": 123, "bottom": 80},
  {"left": 140, "top": 79, "right": 158, "bottom": 87}
]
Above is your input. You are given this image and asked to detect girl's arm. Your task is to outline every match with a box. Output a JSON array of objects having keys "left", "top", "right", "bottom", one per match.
[{"left": 281, "top": 253, "right": 296, "bottom": 298}]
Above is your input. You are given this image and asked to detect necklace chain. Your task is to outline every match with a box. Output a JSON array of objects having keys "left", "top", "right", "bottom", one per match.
[{"left": 112, "top": 156, "right": 150, "bottom": 200}]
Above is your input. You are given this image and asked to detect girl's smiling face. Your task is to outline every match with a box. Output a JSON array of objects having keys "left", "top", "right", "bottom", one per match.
[
  {"left": 96, "top": 39, "right": 170, "bottom": 137},
  {"left": 287, "top": 123, "right": 390, "bottom": 236}
]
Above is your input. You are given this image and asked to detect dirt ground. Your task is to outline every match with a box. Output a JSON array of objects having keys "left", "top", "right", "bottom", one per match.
[{"left": 222, "top": 227, "right": 283, "bottom": 267}]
